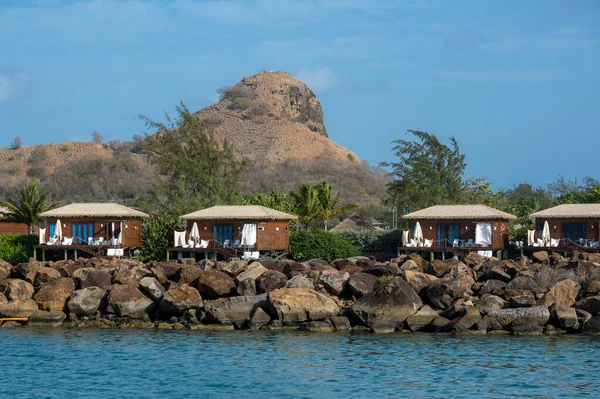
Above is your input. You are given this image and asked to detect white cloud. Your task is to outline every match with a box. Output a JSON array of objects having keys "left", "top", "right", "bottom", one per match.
[
  {"left": 296, "top": 67, "right": 338, "bottom": 93},
  {"left": 0, "top": 73, "right": 27, "bottom": 104}
]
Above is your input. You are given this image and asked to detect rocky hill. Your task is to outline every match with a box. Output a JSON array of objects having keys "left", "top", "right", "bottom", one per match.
[{"left": 0, "top": 71, "right": 388, "bottom": 205}]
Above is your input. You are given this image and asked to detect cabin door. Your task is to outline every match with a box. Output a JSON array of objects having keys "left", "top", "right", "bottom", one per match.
[
  {"left": 437, "top": 224, "right": 460, "bottom": 246},
  {"left": 213, "top": 224, "right": 233, "bottom": 247},
  {"left": 72, "top": 223, "right": 95, "bottom": 245},
  {"left": 564, "top": 223, "right": 585, "bottom": 245}
]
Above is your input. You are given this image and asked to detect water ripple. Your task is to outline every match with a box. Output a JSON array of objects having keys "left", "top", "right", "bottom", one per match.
[{"left": 0, "top": 329, "right": 599, "bottom": 398}]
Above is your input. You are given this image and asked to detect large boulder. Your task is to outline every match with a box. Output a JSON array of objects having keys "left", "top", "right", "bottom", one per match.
[
  {"left": 34, "top": 278, "right": 75, "bottom": 312},
  {"left": 257, "top": 270, "right": 288, "bottom": 294},
  {"left": 34, "top": 267, "right": 62, "bottom": 286},
  {"left": 505, "top": 289, "right": 536, "bottom": 308},
  {"left": 158, "top": 286, "right": 203, "bottom": 317},
  {"left": 426, "top": 274, "right": 475, "bottom": 309},
  {"left": 486, "top": 306, "right": 550, "bottom": 327},
  {"left": 317, "top": 270, "right": 349, "bottom": 297},
  {"left": 113, "top": 266, "right": 152, "bottom": 286},
  {"left": 177, "top": 264, "right": 203, "bottom": 285},
  {"left": 268, "top": 288, "right": 340, "bottom": 323},
  {"left": 204, "top": 294, "right": 268, "bottom": 326},
  {"left": 196, "top": 270, "right": 235, "bottom": 299},
  {"left": 235, "top": 264, "right": 268, "bottom": 285},
  {"left": 68, "top": 287, "right": 106, "bottom": 317},
  {"left": 106, "top": 284, "right": 153, "bottom": 319},
  {"left": 347, "top": 273, "right": 379, "bottom": 298},
  {"left": 11, "top": 262, "right": 42, "bottom": 284},
  {"left": 479, "top": 279, "right": 507, "bottom": 296},
  {"left": 285, "top": 275, "right": 315, "bottom": 290},
  {"left": 403, "top": 271, "right": 438, "bottom": 296},
  {"left": 72, "top": 268, "right": 112, "bottom": 290},
  {"left": 446, "top": 306, "right": 482, "bottom": 333},
  {"left": 486, "top": 268, "right": 512, "bottom": 283},
  {"left": 139, "top": 277, "right": 166, "bottom": 302},
  {"left": 427, "top": 260, "right": 451, "bottom": 278},
  {"left": 0, "top": 299, "right": 38, "bottom": 318},
  {"left": 350, "top": 277, "right": 422, "bottom": 327},
  {"left": 149, "top": 264, "right": 168, "bottom": 284},
  {"left": 283, "top": 262, "right": 311, "bottom": 279},
  {"left": 155, "top": 262, "right": 182, "bottom": 280},
  {"left": 405, "top": 305, "right": 438, "bottom": 332},
  {"left": 574, "top": 295, "right": 600, "bottom": 316},
  {"left": 552, "top": 304, "right": 579, "bottom": 329},
  {"left": 257, "top": 259, "right": 287, "bottom": 274},
  {"left": 0, "top": 267, "right": 9, "bottom": 283},
  {"left": 0, "top": 292, "right": 6, "bottom": 304},
  {"left": 532, "top": 251, "right": 549, "bottom": 263},
  {"left": 476, "top": 295, "right": 507, "bottom": 314},
  {"left": 537, "top": 279, "right": 580, "bottom": 307},
  {"left": 217, "top": 260, "right": 247, "bottom": 277},
  {"left": 28, "top": 310, "right": 67, "bottom": 324},
  {"left": 1, "top": 279, "right": 34, "bottom": 301},
  {"left": 362, "top": 264, "right": 399, "bottom": 277},
  {"left": 236, "top": 278, "right": 257, "bottom": 296}
]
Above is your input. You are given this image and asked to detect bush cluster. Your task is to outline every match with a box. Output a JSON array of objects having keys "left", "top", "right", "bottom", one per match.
[
  {"left": 0, "top": 234, "right": 37, "bottom": 264},
  {"left": 139, "top": 215, "right": 182, "bottom": 262},
  {"left": 332, "top": 229, "right": 402, "bottom": 252},
  {"left": 289, "top": 229, "right": 360, "bottom": 262}
]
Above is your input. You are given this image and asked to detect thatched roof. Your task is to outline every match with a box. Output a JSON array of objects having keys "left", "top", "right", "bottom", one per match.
[
  {"left": 331, "top": 216, "right": 376, "bottom": 231},
  {"left": 530, "top": 204, "right": 600, "bottom": 220},
  {"left": 181, "top": 205, "right": 297, "bottom": 221},
  {"left": 402, "top": 204, "right": 517, "bottom": 221},
  {"left": 40, "top": 203, "right": 149, "bottom": 218}
]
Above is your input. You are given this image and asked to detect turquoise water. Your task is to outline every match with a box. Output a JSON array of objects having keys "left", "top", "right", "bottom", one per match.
[{"left": 0, "top": 329, "right": 599, "bottom": 398}]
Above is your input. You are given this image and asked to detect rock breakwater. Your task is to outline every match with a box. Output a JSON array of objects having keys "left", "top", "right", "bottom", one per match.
[{"left": 1, "top": 251, "right": 600, "bottom": 334}]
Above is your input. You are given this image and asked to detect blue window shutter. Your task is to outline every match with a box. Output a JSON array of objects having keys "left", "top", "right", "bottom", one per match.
[
  {"left": 49, "top": 224, "right": 55, "bottom": 238},
  {"left": 90, "top": 223, "right": 94, "bottom": 239},
  {"left": 72, "top": 225, "right": 76, "bottom": 243},
  {"left": 437, "top": 225, "right": 442, "bottom": 245}
]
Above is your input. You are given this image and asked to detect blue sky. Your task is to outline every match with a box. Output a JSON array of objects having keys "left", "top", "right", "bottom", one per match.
[{"left": 1, "top": 0, "right": 599, "bottom": 189}]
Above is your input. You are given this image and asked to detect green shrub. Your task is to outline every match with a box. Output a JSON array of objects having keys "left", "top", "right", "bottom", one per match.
[
  {"left": 228, "top": 97, "right": 253, "bottom": 110},
  {"left": 0, "top": 234, "right": 37, "bottom": 264},
  {"left": 139, "top": 215, "right": 182, "bottom": 262},
  {"left": 289, "top": 229, "right": 360, "bottom": 262},
  {"left": 332, "top": 229, "right": 402, "bottom": 252}
]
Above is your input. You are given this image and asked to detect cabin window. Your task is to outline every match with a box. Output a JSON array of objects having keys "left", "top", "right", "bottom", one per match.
[
  {"left": 437, "top": 224, "right": 460, "bottom": 246},
  {"left": 213, "top": 224, "right": 233, "bottom": 246},
  {"left": 564, "top": 223, "right": 585, "bottom": 245},
  {"left": 72, "top": 223, "right": 95, "bottom": 244}
]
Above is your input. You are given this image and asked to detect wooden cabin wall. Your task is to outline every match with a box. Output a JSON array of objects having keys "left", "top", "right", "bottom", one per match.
[
  {"left": 535, "top": 219, "right": 599, "bottom": 242},
  {"left": 0, "top": 221, "right": 28, "bottom": 235},
  {"left": 44, "top": 217, "right": 144, "bottom": 247},
  {"left": 407, "top": 220, "right": 509, "bottom": 249},
  {"left": 185, "top": 219, "right": 291, "bottom": 251}
]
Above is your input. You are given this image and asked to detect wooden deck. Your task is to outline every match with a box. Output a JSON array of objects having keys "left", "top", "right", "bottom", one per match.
[
  {"left": 33, "top": 244, "right": 132, "bottom": 260},
  {"left": 398, "top": 245, "right": 507, "bottom": 260}
]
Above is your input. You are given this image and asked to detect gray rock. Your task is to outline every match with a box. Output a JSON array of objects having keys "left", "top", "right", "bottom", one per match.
[
  {"left": 139, "top": 277, "right": 166, "bottom": 302},
  {"left": 0, "top": 299, "right": 38, "bottom": 318},
  {"left": 486, "top": 268, "right": 512, "bottom": 283},
  {"left": 486, "top": 306, "right": 550, "bottom": 327},
  {"left": 285, "top": 275, "right": 314, "bottom": 290},
  {"left": 403, "top": 271, "right": 439, "bottom": 296},
  {"left": 28, "top": 310, "right": 67, "bottom": 323},
  {"left": 427, "top": 274, "right": 475, "bottom": 309},
  {"left": 350, "top": 277, "right": 421, "bottom": 327},
  {"left": 248, "top": 307, "right": 271, "bottom": 330},
  {"left": 236, "top": 278, "right": 257, "bottom": 296},
  {"left": 574, "top": 295, "right": 600, "bottom": 316},
  {"left": 283, "top": 262, "right": 311, "bottom": 279},
  {"left": 329, "top": 316, "right": 352, "bottom": 331},
  {"left": 106, "top": 284, "right": 154, "bottom": 319},
  {"left": 235, "top": 264, "right": 268, "bottom": 285},
  {"left": 405, "top": 305, "right": 438, "bottom": 332},
  {"left": 268, "top": 288, "right": 340, "bottom": 323},
  {"left": 347, "top": 273, "right": 379, "bottom": 298},
  {"left": 476, "top": 295, "right": 507, "bottom": 314},
  {"left": 217, "top": 260, "right": 247, "bottom": 277},
  {"left": 205, "top": 294, "right": 268, "bottom": 325},
  {"left": 479, "top": 279, "right": 507, "bottom": 296},
  {"left": 317, "top": 270, "right": 349, "bottom": 296},
  {"left": 158, "top": 286, "right": 203, "bottom": 317},
  {"left": 446, "top": 306, "right": 482, "bottom": 333},
  {"left": 68, "top": 287, "right": 106, "bottom": 316},
  {"left": 256, "top": 270, "right": 288, "bottom": 294},
  {"left": 582, "top": 316, "right": 600, "bottom": 333},
  {"left": 511, "top": 323, "right": 544, "bottom": 335},
  {"left": 73, "top": 268, "right": 112, "bottom": 290},
  {"left": 552, "top": 304, "right": 579, "bottom": 329},
  {"left": 196, "top": 270, "right": 235, "bottom": 299},
  {"left": 1, "top": 279, "right": 34, "bottom": 301},
  {"left": 370, "top": 319, "right": 398, "bottom": 333}
]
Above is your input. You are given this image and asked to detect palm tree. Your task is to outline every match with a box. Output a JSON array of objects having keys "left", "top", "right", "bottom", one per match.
[
  {"left": 289, "top": 183, "right": 321, "bottom": 229},
  {"left": 1, "top": 181, "right": 61, "bottom": 235},
  {"left": 315, "top": 182, "right": 356, "bottom": 231}
]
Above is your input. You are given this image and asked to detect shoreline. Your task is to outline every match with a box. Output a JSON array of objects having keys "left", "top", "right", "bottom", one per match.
[{"left": 1, "top": 250, "right": 600, "bottom": 335}]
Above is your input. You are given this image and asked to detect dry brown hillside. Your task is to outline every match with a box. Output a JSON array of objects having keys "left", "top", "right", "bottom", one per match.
[
  {"left": 0, "top": 71, "right": 388, "bottom": 205},
  {"left": 196, "top": 71, "right": 388, "bottom": 203}
]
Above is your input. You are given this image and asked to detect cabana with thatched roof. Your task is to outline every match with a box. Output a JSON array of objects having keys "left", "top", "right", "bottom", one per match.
[
  {"left": 331, "top": 214, "right": 383, "bottom": 231},
  {"left": 170, "top": 205, "right": 297, "bottom": 260},
  {"left": 0, "top": 206, "right": 28, "bottom": 235},
  {"left": 400, "top": 204, "right": 517, "bottom": 259},
  {"left": 35, "top": 203, "right": 149, "bottom": 260},
  {"left": 529, "top": 204, "right": 600, "bottom": 250}
]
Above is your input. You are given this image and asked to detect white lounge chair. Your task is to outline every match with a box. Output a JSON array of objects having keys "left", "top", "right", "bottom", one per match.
[
  {"left": 61, "top": 237, "right": 73, "bottom": 245},
  {"left": 223, "top": 239, "right": 230, "bottom": 248},
  {"left": 551, "top": 238, "right": 560, "bottom": 247},
  {"left": 466, "top": 239, "right": 474, "bottom": 248},
  {"left": 38, "top": 228, "right": 46, "bottom": 245},
  {"left": 452, "top": 239, "right": 459, "bottom": 248},
  {"left": 527, "top": 230, "right": 536, "bottom": 247},
  {"left": 232, "top": 239, "right": 241, "bottom": 249},
  {"left": 46, "top": 236, "right": 58, "bottom": 245},
  {"left": 424, "top": 239, "right": 433, "bottom": 248},
  {"left": 107, "top": 248, "right": 116, "bottom": 257}
]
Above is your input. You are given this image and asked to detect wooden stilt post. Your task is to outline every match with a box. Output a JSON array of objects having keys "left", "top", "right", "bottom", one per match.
[
  {"left": 33, "top": 247, "right": 37, "bottom": 261},
  {"left": 166, "top": 250, "right": 170, "bottom": 261},
  {"left": 42, "top": 249, "right": 46, "bottom": 262},
  {"left": 64, "top": 248, "right": 67, "bottom": 260},
  {"left": 74, "top": 248, "right": 78, "bottom": 260}
]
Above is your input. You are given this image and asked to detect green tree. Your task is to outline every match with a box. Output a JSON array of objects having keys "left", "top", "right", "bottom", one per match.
[
  {"left": 462, "top": 177, "right": 506, "bottom": 209},
  {"left": 140, "top": 102, "right": 245, "bottom": 215},
  {"left": 139, "top": 214, "right": 182, "bottom": 262},
  {"left": 242, "top": 189, "right": 295, "bottom": 214},
  {"left": 0, "top": 181, "right": 61, "bottom": 234},
  {"left": 315, "top": 182, "right": 355, "bottom": 231},
  {"left": 289, "top": 183, "right": 322, "bottom": 229},
  {"left": 381, "top": 130, "right": 466, "bottom": 212}
]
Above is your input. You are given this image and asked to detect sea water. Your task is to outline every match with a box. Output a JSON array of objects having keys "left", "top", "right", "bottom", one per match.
[{"left": 0, "top": 328, "right": 599, "bottom": 398}]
